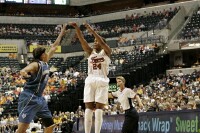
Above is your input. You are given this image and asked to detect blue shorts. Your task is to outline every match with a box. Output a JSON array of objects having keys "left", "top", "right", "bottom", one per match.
[{"left": 18, "top": 90, "right": 52, "bottom": 124}]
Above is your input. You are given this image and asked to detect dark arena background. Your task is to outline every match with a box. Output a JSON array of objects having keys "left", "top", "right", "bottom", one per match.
[{"left": 0, "top": 0, "right": 200, "bottom": 132}]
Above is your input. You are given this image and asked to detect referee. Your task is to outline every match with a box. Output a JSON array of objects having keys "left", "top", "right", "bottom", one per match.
[{"left": 108, "top": 76, "right": 144, "bottom": 133}]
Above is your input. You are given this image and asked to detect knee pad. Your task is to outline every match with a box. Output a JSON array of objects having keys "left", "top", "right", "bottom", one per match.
[
  {"left": 40, "top": 118, "right": 54, "bottom": 127},
  {"left": 95, "top": 109, "right": 103, "bottom": 121}
]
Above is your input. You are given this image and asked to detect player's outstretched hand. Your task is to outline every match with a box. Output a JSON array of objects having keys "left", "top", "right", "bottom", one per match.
[
  {"left": 83, "top": 23, "right": 93, "bottom": 33},
  {"left": 69, "top": 22, "right": 78, "bottom": 28},
  {"left": 61, "top": 23, "right": 69, "bottom": 36}
]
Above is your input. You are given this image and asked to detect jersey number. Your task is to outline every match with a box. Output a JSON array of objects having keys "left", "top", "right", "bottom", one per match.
[{"left": 93, "top": 63, "right": 101, "bottom": 70}]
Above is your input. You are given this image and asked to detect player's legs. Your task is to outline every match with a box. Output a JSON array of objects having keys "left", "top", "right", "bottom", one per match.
[
  {"left": 36, "top": 98, "right": 55, "bottom": 133},
  {"left": 17, "top": 93, "right": 38, "bottom": 133},
  {"left": 84, "top": 79, "right": 96, "bottom": 133},
  {"left": 94, "top": 84, "right": 108, "bottom": 133},
  {"left": 84, "top": 77, "right": 108, "bottom": 133},
  {"left": 85, "top": 102, "right": 95, "bottom": 109},
  {"left": 16, "top": 122, "right": 30, "bottom": 133},
  {"left": 40, "top": 118, "right": 55, "bottom": 133},
  {"left": 44, "top": 124, "right": 56, "bottom": 133},
  {"left": 95, "top": 102, "right": 105, "bottom": 133},
  {"left": 85, "top": 102, "right": 95, "bottom": 133}
]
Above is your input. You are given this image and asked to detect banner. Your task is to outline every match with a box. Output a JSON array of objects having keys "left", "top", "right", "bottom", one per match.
[
  {"left": 109, "top": 83, "right": 118, "bottom": 92},
  {"left": 180, "top": 41, "right": 200, "bottom": 50},
  {"left": 0, "top": 44, "right": 17, "bottom": 52},
  {"left": 138, "top": 110, "right": 200, "bottom": 133},
  {"left": 29, "top": 45, "right": 61, "bottom": 53},
  {"left": 75, "top": 115, "right": 124, "bottom": 133},
  {"left": 74, "top": 110, "right": 200, "bottom": 133}
]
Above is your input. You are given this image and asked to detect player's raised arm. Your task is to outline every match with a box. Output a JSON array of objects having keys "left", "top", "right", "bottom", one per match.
[
  {"left": 47, "top": 24, "right": 69, "bottom": 61},
  {"left": 69, "top": 22, "right": 92, "bottom": 55},
  {"left": 84, "top": 23, "right": 112, "bottom": 57}
]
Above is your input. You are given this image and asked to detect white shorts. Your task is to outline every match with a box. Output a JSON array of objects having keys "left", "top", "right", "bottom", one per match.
[{"left": 84, "top": 76, "right": 109, "bottom": 104}]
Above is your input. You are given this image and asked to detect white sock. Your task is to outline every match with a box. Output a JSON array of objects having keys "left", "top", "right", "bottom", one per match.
[
  {"left": 95, "top": 109, "right": 103, "bottom": 133},
  {"left": 84, "top": 108, "right": 93, "bottom": 133}
]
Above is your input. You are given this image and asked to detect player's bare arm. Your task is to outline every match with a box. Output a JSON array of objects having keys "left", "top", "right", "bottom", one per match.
[
  {"left": 84, "top": 23, "right": 112, "bottom": 57},
  {"left": 47, "top": 24, "right": 69, "bottom": 61},
  {"left": 20, "top": 62, "right": 38, "bottom": 77},
  {"left": 69, "top": 22, "right": 92, "bottom": 55}
]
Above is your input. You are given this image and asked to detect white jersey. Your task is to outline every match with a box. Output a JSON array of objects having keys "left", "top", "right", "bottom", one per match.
[
  {"left": 84, "top": 49, "right": 110, "bottom": 104},
  {"left": 88, "top": 49, "right": 111, "bottom": 77}
]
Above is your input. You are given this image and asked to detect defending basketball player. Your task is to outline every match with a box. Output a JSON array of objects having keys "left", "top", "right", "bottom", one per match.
[{"left": 16, "top": 24, "right": 69, "bottom": 133}]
